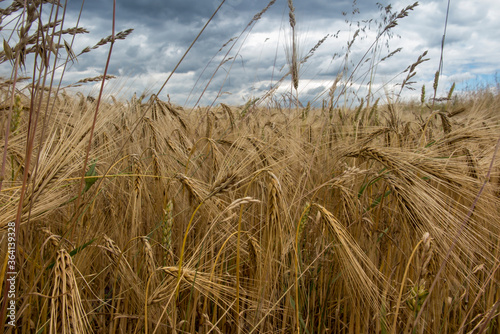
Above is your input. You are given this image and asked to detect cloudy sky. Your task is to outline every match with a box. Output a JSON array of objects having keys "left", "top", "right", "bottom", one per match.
[{"left": 2, "top": 0, "right": 499, "bottom": 107}]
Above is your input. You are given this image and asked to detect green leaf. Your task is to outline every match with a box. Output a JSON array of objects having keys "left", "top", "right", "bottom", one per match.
[{"left": 84, "top": 159, "right": 98, "bottom": 193}]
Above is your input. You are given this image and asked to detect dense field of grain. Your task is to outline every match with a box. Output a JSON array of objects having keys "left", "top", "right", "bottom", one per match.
[
  {"left": 1, "top": 84, "right": 499, "bottom": 333},
  {"left": 1, "top": 1, "right": 500, "bottom": 333}
]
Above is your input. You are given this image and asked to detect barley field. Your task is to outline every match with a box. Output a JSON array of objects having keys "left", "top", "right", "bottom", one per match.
[{"left": 1, "top": 1, "right": 500, "bottom": 333}]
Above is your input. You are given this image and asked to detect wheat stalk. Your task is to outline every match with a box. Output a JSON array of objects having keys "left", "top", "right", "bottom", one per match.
[
  {"left": 150, "top": 147, "right": 161, "bottom": 178},
  {"left": 176, "top": 173, "right": 207, "bottom": 204},
  {"left": 208, "top": 171, "right": 239, "bottom": 199},
  {"left": 267, "top": 172, "right": 281, "bottom": 235},
  {"left": 162, "top": 199, "right": 174, "bottom": 265},
  {"left": 154, "top": 98, "right": 188, "bottom": 131},
  {"left": 220, "top": 103, "right": 235, "bottom": 130},
  {"left": 49, "top": 249, "right": 91, "bottom": 334},
  {"left": 102, "top": 235, "right": 145, "bottom": 308},
  {"left": 247, "top": 0, "right": 277, "bottom": 27},
  {"left": 150, "top": 266, "right": 248, "bottom": 310},
  {"left": 76, "top": 75, "right": 117, "bottom": 84},
  {"left": 79, "top": 28, "right": 134, "bottom": 54},
  {"left": 287, "top": 0, "right": 298, "bottom": 91},
  {"left": 314, "top": 204, "right": 383, "bottom": 310},
  {"left": 142, "top": 237, "right": 157, "bottom": 287}
]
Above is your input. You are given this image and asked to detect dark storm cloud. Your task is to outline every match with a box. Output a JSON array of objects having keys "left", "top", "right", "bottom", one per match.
[{"left": 68, "top": 0, "right": 218, "bottom": 24}]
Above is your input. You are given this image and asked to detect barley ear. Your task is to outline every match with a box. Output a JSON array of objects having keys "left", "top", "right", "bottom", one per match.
[
  {"left": 287, "top": 0, "right": 299, "bottom": 91},
  {"left": 220, "top": 103, "right": 235, "bottom": 130},
  {"left": 142, "top": 237, "right": 157, "bottom": 286},
  {"left": 447, "top": 82, "right": 455, "bottom": 101},
  {"left": 433, "top": 71, "right": 440, "bottom": 98},
  {"left": 208, "top": 171, "right": 238, "bottom": 199},
  {"left": 163, "top": 200, "right": 174, "bottom": 265},
  {"left": 439, "top": 112, "right": 451, "bottom": 134},
  {"left": 50, "top": 249, "right": 91, "bottom": 334},
  {"left": 420, "top": 85, "right": 426, "bottom": 105}
]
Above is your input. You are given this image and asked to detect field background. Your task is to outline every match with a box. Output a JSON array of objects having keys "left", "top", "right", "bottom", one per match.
[{"left": 1, "top": 1, "right": 500, "bottom": 333}]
